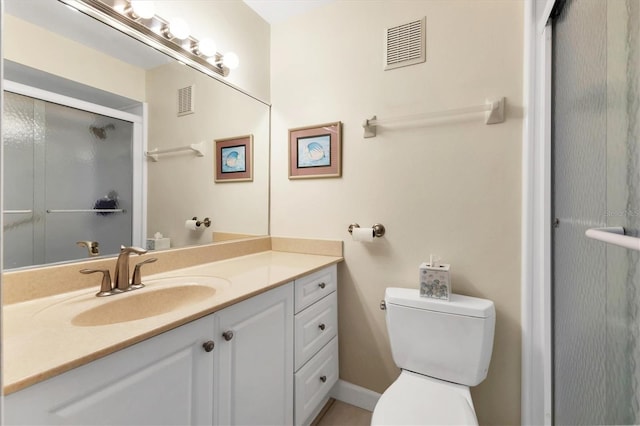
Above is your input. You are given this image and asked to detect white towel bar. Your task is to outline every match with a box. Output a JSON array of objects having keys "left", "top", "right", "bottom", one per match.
[
  {"left": 145, "top": 142, "right": 205, "bottom": 162},
  {"left": 362, "top": 97, "right": 505, "bottom": 138},
  {"left": 585, "top": 226, "right": 640, "bottom": 251},
  {"left": 46, "top": 209, "right": 125, "bottom": 214}
]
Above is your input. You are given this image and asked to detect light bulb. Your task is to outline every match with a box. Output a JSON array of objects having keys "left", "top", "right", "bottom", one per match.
[
  {"left": 222, "top": 52, "right": 239, "bottom": 70},
  {"left": 198, "top": 38, "right": 217, "bottom": 57},
  {"left": 168, "top": 18, "right": 190, "bottom": 40},
  {"left": 130, "top": 1, "right": 155, "bottom": 19}
]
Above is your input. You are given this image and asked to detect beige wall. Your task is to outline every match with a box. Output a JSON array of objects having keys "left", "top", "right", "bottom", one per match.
[
  {"left": 270, "top": 1, "right": 523, "bottom": 424},
  {"left": 4, "top": 15, "right": 146, "bottom": 101}
]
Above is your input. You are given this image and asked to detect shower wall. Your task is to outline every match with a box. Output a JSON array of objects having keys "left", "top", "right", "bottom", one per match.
[
  {"left": 553, "top": 0, "right": 640, "bottom": 423},
  {"left": 3, "top": 91, "right": 133, "bottom": 269}
]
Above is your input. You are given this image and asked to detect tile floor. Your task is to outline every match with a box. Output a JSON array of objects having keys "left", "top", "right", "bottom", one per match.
[{"left": 314, "top": 399, "right": 373, "bottom": 426}]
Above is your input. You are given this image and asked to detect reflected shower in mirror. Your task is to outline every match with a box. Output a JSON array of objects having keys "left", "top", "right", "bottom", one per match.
[
  {"left": 3, "top": 89, "right": 136, "bottom": 269},
  {"left": 2, "top": 0, "right": 270, "bottom": 270}
]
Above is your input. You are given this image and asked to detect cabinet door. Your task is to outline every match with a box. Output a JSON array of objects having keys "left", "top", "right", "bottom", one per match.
[
  {"left": 214, "top": 283, "right": 294, "bottom": 426},
  {"left": 4, "top": 315, "right": 216, "bottom": 426}
]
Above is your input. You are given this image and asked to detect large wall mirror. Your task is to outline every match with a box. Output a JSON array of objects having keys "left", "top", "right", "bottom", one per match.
[{"left": 2, "top": 0, "right": 270, "bottom": 270}]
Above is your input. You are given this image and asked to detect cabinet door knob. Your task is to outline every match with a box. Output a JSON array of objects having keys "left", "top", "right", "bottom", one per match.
[
  {"left": 318, "top": 323, "right": 326, "bottom": 331},
  {"left": 320, "top": 375, "right": 327, "bottom": 383},
  {"left": 318, "top": 282, "right": 326, "bottom": 289},
  {"left": 223, "top": 330, "right": 234, "bottom": 341},
  {"left": 202, "top": 340, "right": 215, "bottom": 352}
]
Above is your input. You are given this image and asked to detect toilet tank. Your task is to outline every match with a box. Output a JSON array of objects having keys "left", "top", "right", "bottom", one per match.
[{"left": 384, "top": 287, "right": 495, "bottom": 387}]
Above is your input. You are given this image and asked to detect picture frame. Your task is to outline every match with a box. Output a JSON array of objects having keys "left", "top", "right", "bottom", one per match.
[
  {"left": 214, "top": 135, "right": 253, "bottom": 182},
  {"left": 288, "top": 121, "right": 342, "bottom": 179}
]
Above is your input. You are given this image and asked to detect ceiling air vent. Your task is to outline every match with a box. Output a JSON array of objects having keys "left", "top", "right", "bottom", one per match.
[
  {"left": 177, "top": 85, "right": 195, "bottom": 116},
  {"left": 384, "top": 17, "right": 426, "bottom": 71}
]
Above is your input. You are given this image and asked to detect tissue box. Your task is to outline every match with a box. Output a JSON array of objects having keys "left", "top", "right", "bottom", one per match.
[
  {"left": 419, "top": 262, "right": 450, "bottom": 300},
  {"left": 146, "top": 237, "right": 170, "bottom": 250}
]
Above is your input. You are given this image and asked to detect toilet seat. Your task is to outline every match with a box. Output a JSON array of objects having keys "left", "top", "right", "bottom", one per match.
[{"left": 371, "top": 370, "right": 478, "bottom": 425}]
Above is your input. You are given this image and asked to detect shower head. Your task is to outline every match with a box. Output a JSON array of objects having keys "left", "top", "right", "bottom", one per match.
[{"left": 89, "top": 123, "right": 115, "bottom": 140}]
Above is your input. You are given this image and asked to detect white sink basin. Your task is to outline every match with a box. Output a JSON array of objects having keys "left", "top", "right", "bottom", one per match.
[
  {"left": 71, "top": 284, "right": 218, "bottom": 326},
  {"left": 35, "top": 275, "right": 231, "bottom": 327}
]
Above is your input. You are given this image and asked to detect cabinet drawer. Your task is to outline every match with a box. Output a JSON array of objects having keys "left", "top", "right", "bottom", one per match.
[
  {"left": 295, "top": 291, "right": 337, "bottom": 371},
  {"left": 294, "top": 265, "right": 337, "bottom": 314},
  {"left": 294, "top": 337, "right": 339, "bottom": 426}
]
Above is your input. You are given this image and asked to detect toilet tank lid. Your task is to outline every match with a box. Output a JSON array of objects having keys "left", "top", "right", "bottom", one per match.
[{"left": 385, "top": 288, "right": 495, "bottom": 318}]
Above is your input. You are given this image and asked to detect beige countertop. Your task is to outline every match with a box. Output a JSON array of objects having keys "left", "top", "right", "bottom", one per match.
[{"left": 3, "top": 250, "right": 342, "bottom": 395}]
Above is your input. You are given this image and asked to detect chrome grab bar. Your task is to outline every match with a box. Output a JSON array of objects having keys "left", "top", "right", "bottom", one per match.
[
  {"left": 585, "top": 226, "right": 640, "bottom": 251},
  {"left": 3, "top": 210, "right": 33, "bottom": 214}
]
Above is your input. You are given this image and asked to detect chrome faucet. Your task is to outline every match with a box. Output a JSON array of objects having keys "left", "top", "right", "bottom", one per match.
[{"left": 113, "top": 246, "right": 148, "bottom": 291}]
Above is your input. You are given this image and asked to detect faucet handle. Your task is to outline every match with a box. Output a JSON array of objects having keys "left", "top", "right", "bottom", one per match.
[
  {"left": 120, "top": 245, "right": 148, "bottom": 255},
  {"left": 80, "top": 268, "right": 119, "bottom": 297},
  {"left": 77, "top": 241, "right": 100, "bottom": 257},
  {"left": 131, "top": 258, "right": 158, "bottom": 289}
]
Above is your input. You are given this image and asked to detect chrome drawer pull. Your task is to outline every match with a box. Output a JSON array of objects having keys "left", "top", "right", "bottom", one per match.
[{"left": 318, "top": 323, "right": 326, "bottom": 331}]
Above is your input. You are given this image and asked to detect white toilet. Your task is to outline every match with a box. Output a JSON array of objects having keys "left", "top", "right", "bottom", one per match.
[{"left": 371, "top": 287, "right": 496, "bottom": 425}]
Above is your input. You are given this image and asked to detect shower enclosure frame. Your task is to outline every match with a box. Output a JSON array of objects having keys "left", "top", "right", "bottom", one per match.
[
  {"left": 2, "top": 80, "right": 147, "bottom": 260},
  {"left": 521, "top": 0, "right": 555, "bottom": 425}
]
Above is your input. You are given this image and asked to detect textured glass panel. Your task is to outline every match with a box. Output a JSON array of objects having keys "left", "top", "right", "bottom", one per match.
[
  {"left": 605, "top": 1, "right": 640, "bottom": 423},
  {"left": 3, "top": 92, "right": 38, "bottom": 269},
  {"left": 554, "top": 0, "right": 640, "bottom": 424},
  {"left": 553, "top": 0, "right": 607, "bottom": 424}
]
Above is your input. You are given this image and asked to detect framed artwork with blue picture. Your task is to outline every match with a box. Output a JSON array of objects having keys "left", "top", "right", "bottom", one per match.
[
  {"left": 288, "top": 121, "right": 342, "bottom": 179},
  {"left": 215, "top": 135, "right": 253, "bottom": 182}
]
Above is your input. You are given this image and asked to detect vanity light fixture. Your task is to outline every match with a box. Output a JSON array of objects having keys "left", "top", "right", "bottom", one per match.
[
  {"left": 62, "top": 0, "right": 239, "bottom": 78},
  {"left": 165, "top": 17, "right": 190, "bottom": 40},
  {"left": 129, "top": 0, "right": 155, "bottom": 19},
  {"left": 196, "top": 38, "right": 217, "bottom": 57},
  {"left": 207, "top": 51, "right": 239, "bottom": 70},
  {"left": 223, "top": 52, "right": 240, "bottom": 70}
]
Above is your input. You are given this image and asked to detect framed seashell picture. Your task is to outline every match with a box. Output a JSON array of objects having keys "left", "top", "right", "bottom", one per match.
[
  {"left": 214, "top": 135, "right": 253, "bottom": 182},
  {"left": 288, "top": 122, "right": 342, "bottom": 179}
]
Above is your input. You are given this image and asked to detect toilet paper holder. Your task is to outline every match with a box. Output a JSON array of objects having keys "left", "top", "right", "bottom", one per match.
[
  {"left": 348, "top": 223, "right": 386, "bottom": 238},
  {"left": 192, "top": 217, "right": 211, "bottom": 228}
]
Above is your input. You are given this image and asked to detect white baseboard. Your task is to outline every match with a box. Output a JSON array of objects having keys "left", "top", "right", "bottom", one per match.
[{"left": 330, "top": 379, "right": 381, "bottom": 412}]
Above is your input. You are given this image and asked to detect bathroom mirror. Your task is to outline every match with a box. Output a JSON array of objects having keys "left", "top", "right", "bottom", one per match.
[{"left": 2, "top": 0, "right": 270, "bottom": 270}]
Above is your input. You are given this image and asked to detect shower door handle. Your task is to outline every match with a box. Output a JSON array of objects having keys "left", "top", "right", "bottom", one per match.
[{"left": 585, "top": 226, "right": 640, "bottom": 251}]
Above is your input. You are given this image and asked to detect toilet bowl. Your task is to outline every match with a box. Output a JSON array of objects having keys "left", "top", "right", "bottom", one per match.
[
  {"left": 371, "top": 288, "right": 495, "bottom": 425},
  {"left": 371, "top": 371, "right": 477, "bottom": 425}
]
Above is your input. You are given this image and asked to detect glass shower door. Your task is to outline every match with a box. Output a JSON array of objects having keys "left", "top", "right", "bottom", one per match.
[
  {"left": 553, "top": 0, "right": 640, "bottom": 424},
  {"left": 3, "top": 91, "right": 43, "bottom": 267},
  {"left": 3, "top": 91, "right": 134, "bottom": 269}
]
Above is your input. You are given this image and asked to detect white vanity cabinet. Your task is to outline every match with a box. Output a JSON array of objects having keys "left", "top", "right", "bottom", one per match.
[
  {"left": 293, "top": 264, "right": 339, "bottom": 425},
  {"left": 4, "top": 313, "right": 216, "bottom": 425},
  {"left": 3, "top": 263, "right": 340, "bottom": 426},
  {"left": 4, "top": 283, "right": 294, "bottom": 426}
]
